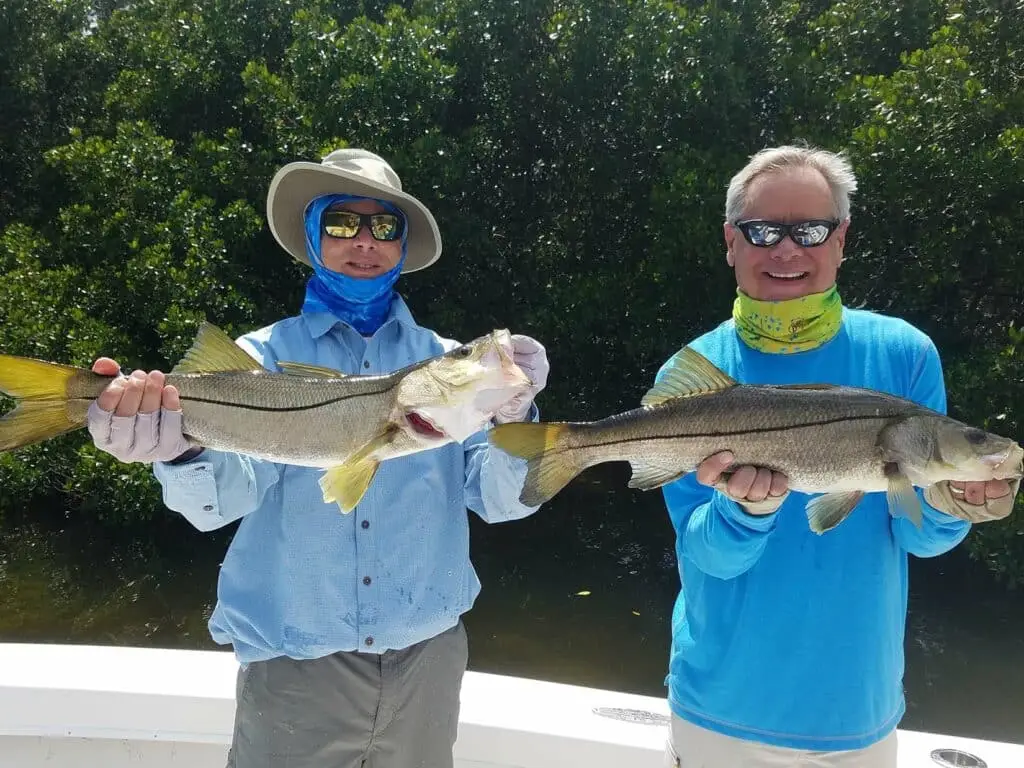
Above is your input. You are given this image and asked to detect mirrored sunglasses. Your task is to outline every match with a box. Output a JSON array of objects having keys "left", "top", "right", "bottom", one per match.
[
  {"left": 735, "top": 219, "right": 840, "bottom": 248},
  {"left": 323, "top": 210, "right": 405, "bottom": 241}
]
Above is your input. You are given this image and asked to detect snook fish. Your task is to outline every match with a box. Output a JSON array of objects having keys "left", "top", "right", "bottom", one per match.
[
  {"left": 0, "top": 322, "right": 532, "bottom": 512},
  {"left": 489, "top": 347, "right": 1023, "bottom": 533}
]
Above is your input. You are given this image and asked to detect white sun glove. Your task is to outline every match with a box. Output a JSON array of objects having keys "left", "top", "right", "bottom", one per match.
[
  {"left": 86, "top": 400, "right": 196, "bottom": 464},
  {"left": 495, "top": 334, "right": 549, "bottom": 424}
]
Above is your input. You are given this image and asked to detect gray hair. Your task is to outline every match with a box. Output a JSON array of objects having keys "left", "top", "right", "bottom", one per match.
[{"left": 724, "top": 145, "right": 858, "bottom": 223}]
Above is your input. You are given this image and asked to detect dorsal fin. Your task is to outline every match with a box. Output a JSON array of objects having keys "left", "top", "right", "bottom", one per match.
[
  {"left": 278, "top": 361, "right": 348, "bottom": 379},
  {"left": 171, "top": 322, "right": 263, "bottom": 374},
  {"left": 641, "top": 346, "right": 737, "bottom": 407}
]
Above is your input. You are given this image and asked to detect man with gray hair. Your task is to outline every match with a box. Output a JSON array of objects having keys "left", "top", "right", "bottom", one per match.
[{"left": 657, "top": 144, "right": 1018, "bottom": 767}]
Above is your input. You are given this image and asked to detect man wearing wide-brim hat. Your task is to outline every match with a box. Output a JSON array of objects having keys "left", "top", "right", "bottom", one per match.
[{"left": 85, "top": 148, "right": 551, "bottom": 768}]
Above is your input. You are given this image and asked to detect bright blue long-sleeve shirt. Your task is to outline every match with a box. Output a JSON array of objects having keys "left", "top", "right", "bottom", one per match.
[
  {"left": 659, "top": 307, "right": 970, "bottom": 751},
  {"left": 152, "top": 296, "right": 540, "bottom": 663}
]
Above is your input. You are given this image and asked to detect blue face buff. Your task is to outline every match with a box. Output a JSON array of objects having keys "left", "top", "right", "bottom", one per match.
[{"left": 300, "top": 193, "right": 408, "bottom": 335}]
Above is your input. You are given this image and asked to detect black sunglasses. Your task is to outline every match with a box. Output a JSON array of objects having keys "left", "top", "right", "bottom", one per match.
[
  {"left": 323, "top": 209, "right": 405, "bottom": 241},
  {"left": 734, "top": 219, "right": 840, "bottom": 248}
]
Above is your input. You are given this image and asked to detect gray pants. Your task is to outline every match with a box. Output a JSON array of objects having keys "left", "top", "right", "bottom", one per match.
[{"left": 226, "top": 622, "right": 469, "bottom": 768}]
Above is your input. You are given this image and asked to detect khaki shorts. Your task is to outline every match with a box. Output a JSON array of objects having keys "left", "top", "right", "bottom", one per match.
[
  {"left": 663, "top": 714, "right": 898, "bottom": 768},
  {"left": 226, "top": 621, "right": 468, "bottom": 768}
]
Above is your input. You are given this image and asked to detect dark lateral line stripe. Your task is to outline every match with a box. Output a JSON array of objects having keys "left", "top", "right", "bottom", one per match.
[
  {"left": 181, "top": 391, "right": 379, "bottom": 413},
  {"left": 585, "top": 411, "right": 893, "bottom": 450}
]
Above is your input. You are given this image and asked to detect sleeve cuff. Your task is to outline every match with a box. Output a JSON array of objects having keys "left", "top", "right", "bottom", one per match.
[
  {"left": 153, "top": 456, "right": 225, "bottom": 525},
  {"left": 714, "top": 490, "right": 783, "bottom": 532}
]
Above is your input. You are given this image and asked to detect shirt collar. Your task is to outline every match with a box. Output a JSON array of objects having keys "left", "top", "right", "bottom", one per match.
[{"left": 302, "top": 293, "right": 419, "bottom": 339}]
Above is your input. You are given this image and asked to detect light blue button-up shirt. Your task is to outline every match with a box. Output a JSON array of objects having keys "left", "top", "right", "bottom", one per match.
[{"left": 152, "top": 296, "right": 540, "bottom": 663}]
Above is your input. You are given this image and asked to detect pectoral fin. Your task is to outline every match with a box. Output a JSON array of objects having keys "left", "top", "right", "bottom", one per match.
[
  {"left": 320, "top": 458, "right": 380, "bottom": 514},
  {"left": 318, "top": 433, "right": 391, "bottom": 513},
  {"left": 885, "top": 462, "right": 923, "bottom": 528},
  {"left": 806, "top": 490, "right": 865, "bottom": 534}
]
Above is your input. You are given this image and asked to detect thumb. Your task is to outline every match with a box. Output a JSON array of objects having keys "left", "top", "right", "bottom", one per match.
[
  {"left": 92, "top": 357, "right": 122, "bottom": 377},
  {"left": 696, "top": 451, "right": 734, "bottom": 486},
  {"left": 711, "top": 450, "right": 734, "bottom": 468}
]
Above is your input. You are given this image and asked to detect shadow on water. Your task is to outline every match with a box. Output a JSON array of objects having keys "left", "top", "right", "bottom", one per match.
[{"left": 1, "top": 462, "right": 1022, "bottom": 745}]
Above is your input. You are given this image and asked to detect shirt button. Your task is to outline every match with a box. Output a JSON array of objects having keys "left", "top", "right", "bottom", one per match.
[
  {"left": 361, "top": 519, "right": 370, "bottom": 529},
  {"left": 202, "top": 504, "right": 214, "bottom": 512},
  {"left": 365, "top": 637, "right": 374, "bottom": 647},
  {"left": 363, "top": 576, "right": 372, "bottom": 586},
  {"left": 363, "top": 360, "right": 370, "bottom": 369}
]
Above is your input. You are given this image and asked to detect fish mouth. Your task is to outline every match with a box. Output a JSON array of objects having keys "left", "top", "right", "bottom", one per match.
[
  {"left": 490, "top": 330, "right": 532, "bottom": 389},
  {"left": 406, "top": 411, "right": 446, "bottom": 439},
  {"left": 490, "top": 330, "right": 517, "bottom": 365},
  {"left": 475, "top": 332, "right": 531, "bottom": 394},
  {"left": 983, "top": 444, "right": 1024, "bottom": 479}
]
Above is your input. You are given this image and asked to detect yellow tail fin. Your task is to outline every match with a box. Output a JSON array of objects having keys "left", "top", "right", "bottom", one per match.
[
  {"left": 488, "top": 422, "right": 582, "bottom": 506},
  {"left": 0, "top": 354, "right": 95, "bottom": 451}
]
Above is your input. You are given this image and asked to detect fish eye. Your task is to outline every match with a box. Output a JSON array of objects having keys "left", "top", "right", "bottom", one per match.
[
  {"left": 965, "top": 428, "right": 988, "bottom": 445},
  {"left": 453, "top": 346, "right": 472, "bottom": 358}
]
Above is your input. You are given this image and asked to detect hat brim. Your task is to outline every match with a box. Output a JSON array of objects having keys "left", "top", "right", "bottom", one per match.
[{"left": 266, "top": 161, "right": 442, "bottom": 273}]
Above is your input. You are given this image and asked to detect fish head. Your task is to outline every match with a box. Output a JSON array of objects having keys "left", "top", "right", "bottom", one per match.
[
  {"left": 395, "top": 329, "right": 532, "bottom": 445},
  {"left": 922, "top": 417, "right": 1024, "bottom": 483}
]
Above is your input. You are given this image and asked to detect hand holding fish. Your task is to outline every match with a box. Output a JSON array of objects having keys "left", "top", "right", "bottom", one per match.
[
  {"left": 494, "top": 335, "right": 549, "bottom": 424},
  {"left": 86, "top": 358, "right": 197, "bottom": 464},
  {"left": 950, "top": 479, "right": 1012, "bottom": 505},
  {"left": 925, "top": 477, "right": 1021, "bottom": 523},
  {"left": 697, "top": 450, "right": 790, "bottom": 515},
  {"left": 92, "top": 359, "right": 178, "bottom": 413}
]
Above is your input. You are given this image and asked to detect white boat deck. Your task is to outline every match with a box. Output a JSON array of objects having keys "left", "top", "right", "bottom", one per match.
[{"left": 0, "top": 642, "right": 1018, "bottom": 767}]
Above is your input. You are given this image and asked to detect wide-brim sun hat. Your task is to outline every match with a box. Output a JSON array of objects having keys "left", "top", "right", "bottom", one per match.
[{"left": 266, "top": 148, "right": 442, "bottom": 273}]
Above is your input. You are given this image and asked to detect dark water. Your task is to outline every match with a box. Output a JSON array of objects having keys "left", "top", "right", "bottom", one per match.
[{"left": 2, "top": 465, "right": 1023, "bottom": 746}]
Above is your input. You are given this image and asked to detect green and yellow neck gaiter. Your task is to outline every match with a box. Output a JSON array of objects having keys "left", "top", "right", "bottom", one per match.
[{"left": 732, "top": 285, "right": 843, "bottom": 354}]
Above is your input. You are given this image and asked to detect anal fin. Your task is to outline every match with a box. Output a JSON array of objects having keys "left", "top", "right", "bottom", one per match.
[
  {"left": 627, "top": 461, "right": 688, "bottom": 491},
  {"left": 806, "top": 490, "right": 865, "bottom": 534}
]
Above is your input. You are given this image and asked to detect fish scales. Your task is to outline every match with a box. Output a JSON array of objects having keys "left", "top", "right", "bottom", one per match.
[
  {"left": 169, "top": 371, "right": 399, "bottom": 467},
  {"left": 566, "top": 386, "right": 915, "bottom": 494}
]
